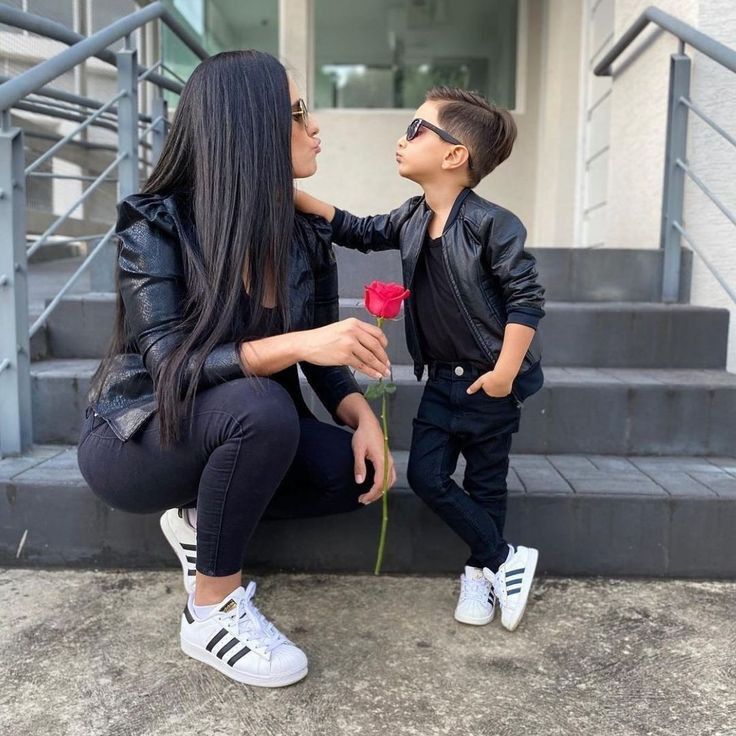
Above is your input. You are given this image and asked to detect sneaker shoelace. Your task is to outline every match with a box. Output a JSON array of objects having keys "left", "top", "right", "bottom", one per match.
[
  {"left": 461, "top": 575, "right": 492, "bottom": 605},
  {"left": 223, "top": 583, "right": 288, "bottom": 658}
]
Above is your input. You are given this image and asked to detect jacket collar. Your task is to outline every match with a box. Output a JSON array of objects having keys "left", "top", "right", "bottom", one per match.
[{"left": 420, "top": 187, "right": 473, "bottom": 233}]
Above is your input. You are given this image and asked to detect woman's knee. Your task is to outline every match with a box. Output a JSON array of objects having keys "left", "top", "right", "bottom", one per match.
[{"left": 206, "top": 377, "right": 300, "bottom": 449}]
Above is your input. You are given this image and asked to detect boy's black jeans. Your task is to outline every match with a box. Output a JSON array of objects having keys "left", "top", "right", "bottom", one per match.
[{"left": 407, "top": 361, "right": 522, "bottom": 573}]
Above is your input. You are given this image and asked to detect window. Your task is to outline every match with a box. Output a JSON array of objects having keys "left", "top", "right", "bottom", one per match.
[
  {"left": 314, "top": 0, "right": 518, "bottom": 110},
  {"left": 162, "top": 0, "right": 278, "bottom": 84}
]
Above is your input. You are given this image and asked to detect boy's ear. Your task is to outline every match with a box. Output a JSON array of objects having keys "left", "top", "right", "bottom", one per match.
[{"left": 441, "top": 145, "right": 471, "bottom": 173}]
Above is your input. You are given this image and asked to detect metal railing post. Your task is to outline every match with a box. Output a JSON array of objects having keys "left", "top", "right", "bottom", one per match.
[
  {"left": 151, "top": 93, "right": 167, "bottom": 166},
  {"left": 0, "top": 118, "right": 32, "bottom": 456},
  {"left": 91, "top": 38, "right": 140, "bottom": 292},
  {"left": 117, "top": 38, "right": 139, "bottom": 199},
  {"left": 660, "top": 53, "right": 691, "bottom": 303}
]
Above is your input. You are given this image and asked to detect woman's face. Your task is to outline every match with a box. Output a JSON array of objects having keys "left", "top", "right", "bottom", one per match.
[{"left": 290, "top": 78, "right": 321, "bottom": 179}]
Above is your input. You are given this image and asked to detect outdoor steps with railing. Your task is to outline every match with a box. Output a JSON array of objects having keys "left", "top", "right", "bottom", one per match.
[{"left": 27, "top": 246, "right": 735, "bottom": 455}]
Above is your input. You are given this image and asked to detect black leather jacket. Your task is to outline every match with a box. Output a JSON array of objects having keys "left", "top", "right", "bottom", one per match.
[
  {"left": 331, "top": 188, "right": 546, "bottom": 402},
  {"left": 89, "top": 191, "right": 361, "bottom": 441}
]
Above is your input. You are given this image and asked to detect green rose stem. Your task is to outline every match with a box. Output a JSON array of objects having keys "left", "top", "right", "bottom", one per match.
[{"left": 374, "top": 315, "right": 390, "bottom": 576}]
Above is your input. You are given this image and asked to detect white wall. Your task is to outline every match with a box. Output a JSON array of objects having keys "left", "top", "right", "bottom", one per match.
[{"left": 685, "top": 0, "right": 736, "bottom": 370}]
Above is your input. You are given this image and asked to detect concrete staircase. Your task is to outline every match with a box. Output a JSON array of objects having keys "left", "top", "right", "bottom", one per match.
[{"left": 3, "top": 244, "right": 735, "bottom": 576}]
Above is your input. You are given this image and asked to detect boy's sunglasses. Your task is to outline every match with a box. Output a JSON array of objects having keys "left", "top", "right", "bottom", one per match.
[
  {"left": 405, "top": 118, "right": 473, "bottom": 169},
  {"left": 291, "top": 98, "right": 309, "bottom": 127}
]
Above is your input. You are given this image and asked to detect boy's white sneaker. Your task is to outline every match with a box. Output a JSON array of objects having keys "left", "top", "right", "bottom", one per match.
[
  {"left": 160, "top": 508, "right": 197, "bottom": 594},
  {"left": 454, "top": 566, "right": 496, "bottom": 625},
  {"left": 180, "top": 581, "right": 308, "bottom": 688},
  {"left": 484, "top": 545, "right": 538, "bottom": 632}
]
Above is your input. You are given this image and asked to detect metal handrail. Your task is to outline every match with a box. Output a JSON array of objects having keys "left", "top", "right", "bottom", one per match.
[
  {"left": 680, "top": 98, "right": 736, "bottom": 149},
  {"left": 594, "top": 6, "right": 736, "bottom": 75},
  {"left": 29, "top": 224, "right": 117, "bottom": 338},
  {"left": 594, "top": 5, "right": 736, "bottom": 305},
  {"left": 0, "top": 75, "right": 155, "bottom": 124},
  {"left": 0, "top": 0, "right": 186, "bottom": 455},
  {"left": 26, "top": 153, "right": 125, "bottom": 259},
  {"left": 25, "top": 90, "right": 127, "bottom": 174},
  {"left": 0, "top": 3, "right": 205, "bottom": 97},
  {"left": 0, "top": 3, "right": 206, "bottom": 113}
]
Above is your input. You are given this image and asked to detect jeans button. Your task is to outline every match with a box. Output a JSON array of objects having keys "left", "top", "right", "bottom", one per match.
[{"left": 454, "top": 366, "right": 464, "bottom": 376}]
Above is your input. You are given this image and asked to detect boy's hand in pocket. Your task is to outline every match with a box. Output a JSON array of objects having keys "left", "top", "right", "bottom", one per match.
[{"left": 466, "top": 370, "right": 514, "bottom": 398}]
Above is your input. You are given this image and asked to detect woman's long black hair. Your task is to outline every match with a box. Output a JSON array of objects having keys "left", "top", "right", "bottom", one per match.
[{"left": 91, "top": 50, "right": 294, "bottom": 446}]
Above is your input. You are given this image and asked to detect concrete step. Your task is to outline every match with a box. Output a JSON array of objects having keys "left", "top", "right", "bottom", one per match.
[
  {"left": 2, "top": 446, "right": 734, "bottom": 577},
  {"left": 335, "top": 246, "right": 693, "bottom": 302},
  {"left": 30, "top": 359, "right": 736, "bottom": 455},
  {"left": 42, "top": 293, "right": 729, "bottom": 369}
]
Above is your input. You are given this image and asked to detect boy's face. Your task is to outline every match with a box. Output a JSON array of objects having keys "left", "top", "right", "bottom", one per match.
[{"left": 396, "top": 100, "right": 467, "bottom": 185}]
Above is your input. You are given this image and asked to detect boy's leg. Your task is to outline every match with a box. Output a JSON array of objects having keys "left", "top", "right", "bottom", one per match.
[
  {"left": 459, "top": 396, "right": 539, "bottom": 631},
  {"left": 460, "top": 430, "right": 515, "bottom": 573},
  {"left": 407, "top": 382, "right": 503, "bottom": 568}
]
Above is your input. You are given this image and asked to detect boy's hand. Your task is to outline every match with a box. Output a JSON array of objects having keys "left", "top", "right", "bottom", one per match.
[{"left": 466, "top": 369, "right": 514, "bottom": 398}]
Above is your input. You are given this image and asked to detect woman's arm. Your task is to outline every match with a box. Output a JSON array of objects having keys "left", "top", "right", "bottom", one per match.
[
  {"left": 118, "top": 196, "right": 245, "bottom": 388},
  {"left": 240, "top": 319, "right": 390, "bottom": 380}
]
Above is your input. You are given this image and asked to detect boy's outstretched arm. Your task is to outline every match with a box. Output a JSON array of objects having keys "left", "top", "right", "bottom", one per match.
[
  {"left": 294, "top": 189, "right": 336, "bottom": 223},
  {"left": 294, "top": 187, "right": 423, "bottom": 253}
]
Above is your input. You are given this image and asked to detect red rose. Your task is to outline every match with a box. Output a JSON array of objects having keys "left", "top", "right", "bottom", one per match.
[{"left": 364, "top": 280, "right": 411, "bottom": 320}]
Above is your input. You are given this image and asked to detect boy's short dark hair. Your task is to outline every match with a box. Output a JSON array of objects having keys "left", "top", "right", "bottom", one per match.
[{"left": 425, "top": 86, "right": 517, "bottom": 187}]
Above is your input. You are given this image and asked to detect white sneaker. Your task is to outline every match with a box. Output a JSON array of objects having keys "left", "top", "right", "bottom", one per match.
[
  {"left": 454, "top": 566, "right": 496, "bottom": 625},
  {"left": 180, "top": 581, "right": 308, "bottom": 688},
  {"left": 160, "top": 508, "right": 197, "bottom": 594},
  {"left": 484, "top": 545, "right": 538, "bottom": 632}
]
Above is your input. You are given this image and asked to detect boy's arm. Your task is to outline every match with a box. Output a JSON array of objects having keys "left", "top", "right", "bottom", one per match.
[
  {"left": 483, "top": 211, "right": 546, "bottom": 330},
  {"left": 468, "top": 211, "right": 545, "bottom": 397},
  {"left": 466, "top": 323, "right": 536, "bottom": 397},
  {"left": 294, "top": 188, "right": 422, "bottom": 253},
  {"left": 293, "top": 189, "right": 336, "bottom": 222}
]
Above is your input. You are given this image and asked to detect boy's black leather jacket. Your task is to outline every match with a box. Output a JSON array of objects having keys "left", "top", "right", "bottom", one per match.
[
  {"left": 331, "top": 188, "right": 546, "bottom": 402},
  {"left": 88, "top": 191, "right": 361, "bottom": 441}
]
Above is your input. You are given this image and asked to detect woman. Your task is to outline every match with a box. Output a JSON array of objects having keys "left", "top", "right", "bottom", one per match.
[{"left": 77, "top": 50, "right": 396, "bottom": 688}]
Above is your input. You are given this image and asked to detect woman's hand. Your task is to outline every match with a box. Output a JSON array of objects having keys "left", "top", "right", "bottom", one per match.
[
  {"left": 299, "top": 318, "right": 390, "bottom": 380},
  {"left": 351, "top": 413, "right": 397, "bottom": 504}
]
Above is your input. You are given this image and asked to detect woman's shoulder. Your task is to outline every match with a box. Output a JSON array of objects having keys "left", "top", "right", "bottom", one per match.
[
  {"left": 294, "top": 210, "right": 332, "bottom": 240},
  {"left": 117, "top": 190, "right": 187, "bottom": 237},
  {"left": 293, "top": 211, "right": 335, "bottom": 267}
]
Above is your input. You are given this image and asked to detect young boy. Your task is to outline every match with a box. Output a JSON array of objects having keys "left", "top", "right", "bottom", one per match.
[{"left": 295, "top": 87, "right": 545, "bottom": 632}]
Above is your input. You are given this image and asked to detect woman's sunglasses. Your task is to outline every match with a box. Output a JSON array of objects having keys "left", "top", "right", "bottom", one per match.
[
  {"left": 291, "top": 98, "right": 309, "bottom": 128},
  {"left": 405, "top": 118, "right": 473, "bottom": 169}
]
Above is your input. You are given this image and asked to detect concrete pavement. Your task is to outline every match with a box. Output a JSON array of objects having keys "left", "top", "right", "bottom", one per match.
[{"left": 1, "top": 568, "right": 734, "bottom": 736}]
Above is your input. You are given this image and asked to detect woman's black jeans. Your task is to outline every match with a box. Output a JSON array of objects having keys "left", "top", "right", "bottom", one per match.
[{"left": 77, "top": 377, "right": 373, "bottom": 577}]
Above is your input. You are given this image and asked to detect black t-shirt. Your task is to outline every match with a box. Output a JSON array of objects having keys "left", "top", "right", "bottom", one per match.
[{"left": 412, "top": 233, "right": 487, "bottom": 366}]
